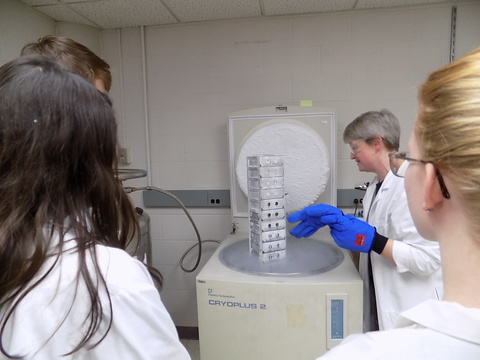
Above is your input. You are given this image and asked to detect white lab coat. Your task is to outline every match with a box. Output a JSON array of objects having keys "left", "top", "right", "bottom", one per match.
[
  {"left": 1, "top": 233, "right": 191, "bottom": 360},
  {"left": 360, "top": 167, "right": 443, "bottom": 331},
  {"left": 317, "top": 300, "right": 480, "bottom": 359}
]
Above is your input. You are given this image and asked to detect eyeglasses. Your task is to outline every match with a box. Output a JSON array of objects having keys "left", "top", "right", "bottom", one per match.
[
  {"left": 348, "top": 139, "right": 370, "bottom": 155},
  {"left": 348, "top": 143, "right": 362, "bottom": 155},
  {"left": 388, "top": 151, "right": 450, "bottom": 199}
]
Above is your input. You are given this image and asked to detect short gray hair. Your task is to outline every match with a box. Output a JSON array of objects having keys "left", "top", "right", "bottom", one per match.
[{"left": 343, "top": 109, "right": 400, "bottom": 151}]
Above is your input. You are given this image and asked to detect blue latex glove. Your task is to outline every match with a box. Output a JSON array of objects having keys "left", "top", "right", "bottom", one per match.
[
  {"left": 287, "top": 204, "right": 343, "bottom": 238},
  {"left": 288, "top": 204, "right": 376, "bottom": 253}
]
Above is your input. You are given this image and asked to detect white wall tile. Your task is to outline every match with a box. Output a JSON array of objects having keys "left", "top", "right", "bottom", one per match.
[
  {"left": 234, "top": 75, "right": 292, "bottom": 106},
  {"left": 292, "top": 72, "right": 350, "bottom": 102},
  {"left": 455, "top": 4, "right": 480, "bottom": 59},
  {"left": 151, "top": 159, "right": 229, "bottom": 189},
  {"left": 291, "top": 13, "right": 352, "bottom": 46},
  {"left": 145, "top": 25, "right": 179, "bottom": 56},
  {"left": 151, "top": 239, "right": 219, "bottom": 268},
  {"left": 234, "top": 17, "right": 292, "bottom": 49},
  {"left": 150, "top": 134, "right": 185, "bottom": 163},
  {"left": 262, "top": 46, "right": 294, "bottom": 76},
  {"left": 161, "top": 215, "right": 205, "bottom": 240},
  {"left": 350, "top": 71, "right": 416, "bottom": 101},
  {"left": 191, "top": 214, "right": 233, "bottom": 240},
  {"left": 380, "top": 41, "right": 416, "bottom": 74},
  {"left": 0, "top": 0, "right": 55, "bottom": 64},
  {"left": 151, "top": 161, "right": 189, "bottom": 189},
  {"left": 147, "top": 54, "right": 185, "bottom": 84},
  {"left": 177, "top": 21, "right": 235, "bottom": 53},
  {"left": 321, "top": 43, "right": 383, "bottom": 74},
  {"left": 120, "top": 28, "right": 143, "bottom": 58},
  {"left": 160, "top": 288, "right": 198, "bottom": 317},
  {"left": 177, "top": 53, "right": 209, "bottom": 83},
  {"left": 123, "top": 85, "right": 146, "bottom": 131},
  {"left": 184, "top": 133, "right": 228, "bottom": 161},
  {"left": 411, "top": 39, "right": 450, "bottom": 75},
  {"left": 182, "top": 161, "right": 230, "bottom": 189},
  {"left": 100, "top": 29, "right": 119, "bottom": 60},
  {"left": 411, "top": 6, "right": 451, "bottom": 40},
  {"left": 159, "top": 264, "right": 198, "bottom": 290},
  {"left": 147, "top": 79, "right": 183, "bottom": 110},
  {"left": 352, "top": 8, "right": 415, "bottom": 43},
  {"left": 207, "top": 49, "right": 261, "bottom": 79},
  {"left": 182, "top": 77, "right": 235, "bottom": 107},
  {"left": 122, "top": 56, "right": 144, "bottom": 85},
  {"left": 290, "top": 46, "right": 321, "bottom": 76},
  {"left": 336, "top": 159, "right": 372, "bottom": 189},
  {"left": 123, "top": 134, "right": 149, "bottom": 163},
  {"left": 170, "top": 311, "right": 198, "bottom": 327},
  {"left": 56, "top": 22, "right": 102, "bottom": 54}
]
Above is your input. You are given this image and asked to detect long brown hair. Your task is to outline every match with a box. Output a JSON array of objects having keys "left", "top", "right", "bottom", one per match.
[{"left": 0, "top": 55, "right": 157, "bottom": 357}]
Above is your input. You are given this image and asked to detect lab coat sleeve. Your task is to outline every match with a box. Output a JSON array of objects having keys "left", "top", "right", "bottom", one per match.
[
  {"left": 316, "top": 333, "right": 379, "bottom": 359},
  {"left": 384, "top": 183, "right": 441, "bottom": 276},
  {"left": 92, "top": 248, "right": 191, "bottom": 360},
  {"left": 316, "top": 330, "right": 411, "bottom": 360}
]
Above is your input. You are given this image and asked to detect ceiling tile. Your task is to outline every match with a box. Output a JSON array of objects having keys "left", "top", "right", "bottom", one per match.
[
  {"left": 18, "top": 0, "right": 60, "bottom": 5},
  {"left": 68, "top": 0, "right": 178, "bottom": 29},
  {"left": 19, "top": 0, "right": 467, "bottom": 29},
  {"left": 59, "top": 0, "right": 104, "bottom": 2},
  {"left": 262, "top": 0, "right": 357, "bottom": 16},
  {"left": 33, "top": 4, "right": 99, "bottom": 27},
  {"left": 162, "top": 0, "right": 261, "bottom": 23},
  {"left": 355, "top": 0, "right": 449, "bottom": 9}
]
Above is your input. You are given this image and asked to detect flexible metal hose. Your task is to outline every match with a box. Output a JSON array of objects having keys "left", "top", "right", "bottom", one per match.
[{"left": 124, "top": 186, "right": 204, "bottom": 272}]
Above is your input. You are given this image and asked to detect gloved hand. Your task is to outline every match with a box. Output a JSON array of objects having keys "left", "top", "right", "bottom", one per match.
[
  {"left": 288, "top": 204, "right": 387, "bottom": 253},
  {"left": 287, "top": 204, "right": 343, "bottom": 238},
  {"left": 322, "top": 213, "right": 375, "bottom": 253}
]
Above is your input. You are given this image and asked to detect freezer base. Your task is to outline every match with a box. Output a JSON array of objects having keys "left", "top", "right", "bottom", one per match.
[{"left": 196, "top": 232, "right": 363, "bottom": 360}]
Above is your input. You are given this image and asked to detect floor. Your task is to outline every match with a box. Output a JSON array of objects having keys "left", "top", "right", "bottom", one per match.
[{"left": 181, "top": 339, "right": 200, "bottom": 360}]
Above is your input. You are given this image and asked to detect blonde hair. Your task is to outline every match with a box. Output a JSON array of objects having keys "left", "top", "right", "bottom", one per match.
[{"left": 416, "top": 47, "right": 480, "bottom": 229}]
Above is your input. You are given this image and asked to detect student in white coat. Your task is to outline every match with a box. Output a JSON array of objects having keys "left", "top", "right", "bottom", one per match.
[
  {"left": 0, "top": 56, "right": 191, "bottom": 360},
  {"left": 314, "top": 46, "right": 480, "bottom": 359},
  {"left": 288, "top": 109, "right": 443, "bottom": 332}
]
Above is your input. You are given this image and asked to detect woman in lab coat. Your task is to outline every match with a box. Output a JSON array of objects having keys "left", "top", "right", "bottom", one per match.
[
  {"left": 347, "top": 109, "right": 443, "bottom": 332},
  {"left": 0, "top": 56, "right": 190, "bottom": 360},
  {"left": 315, "top": 46, "right": 480, "bottom": 359},
  {"left": 289, "top": 109, "right": 443, "bottom": 332}
]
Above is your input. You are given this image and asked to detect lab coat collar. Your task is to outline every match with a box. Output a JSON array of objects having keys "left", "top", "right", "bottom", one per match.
[
  {"left": 395, "top": 300, "right": 480, "bottom": 345},
  {"left": 369, "top": 169, "right": 396, "bottom": 200}
]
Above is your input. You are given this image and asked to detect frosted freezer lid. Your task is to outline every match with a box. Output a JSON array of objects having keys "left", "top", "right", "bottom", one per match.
[
  {"left": 236, "top": 119, "right": 330, "bottom": 213},
  {"left": 219, "top": 237, "right": 344, "bottom": 277}
]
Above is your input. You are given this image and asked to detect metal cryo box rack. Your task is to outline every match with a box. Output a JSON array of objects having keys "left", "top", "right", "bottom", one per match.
[{"left": 247, "top": 154, "right": 287, "bottom": 262}]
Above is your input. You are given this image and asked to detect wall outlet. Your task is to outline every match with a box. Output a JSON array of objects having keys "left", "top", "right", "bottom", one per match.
[
  {"left": 119, "top": 147, "right": 131, "bottom": 165},
  {"left": 207, "top": 190, "right": 230, "bottom": 207}
]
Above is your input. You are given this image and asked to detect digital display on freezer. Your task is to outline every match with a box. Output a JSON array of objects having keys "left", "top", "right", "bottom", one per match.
[
  {"left": 326, "top": 293, "right": 348, "bottom": 349},
  {"left": 330, "top": 299, "right": 344, "bottom": 339}
]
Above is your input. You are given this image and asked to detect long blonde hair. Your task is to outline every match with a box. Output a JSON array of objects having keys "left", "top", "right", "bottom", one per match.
[{"left": 416, "top": 47, "right": 480, "bottom": 230}]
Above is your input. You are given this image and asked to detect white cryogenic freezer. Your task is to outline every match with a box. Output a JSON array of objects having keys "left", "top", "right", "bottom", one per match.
[{"left": 196, "top": 106, "right": 363, "bottom": 360}]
